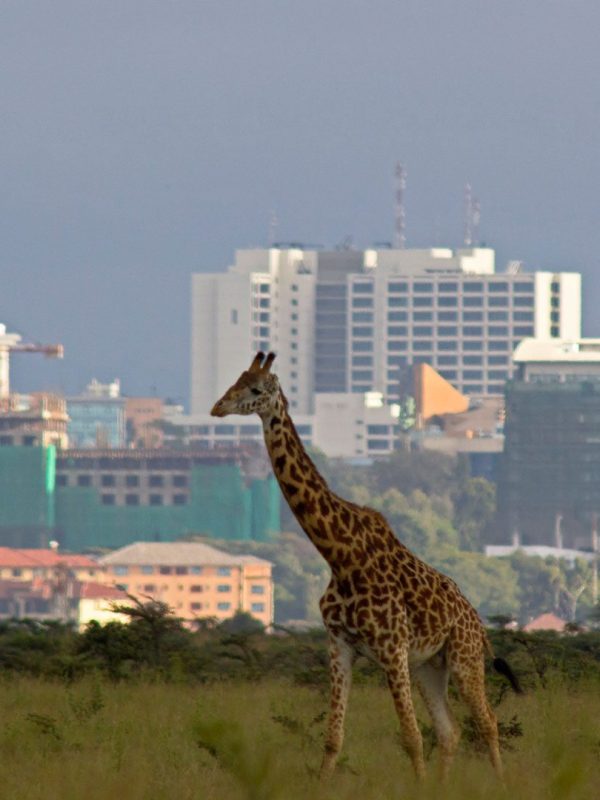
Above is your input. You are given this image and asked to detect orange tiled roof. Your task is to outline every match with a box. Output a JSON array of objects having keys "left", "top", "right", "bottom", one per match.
[
  {"left": 78, "top": 582, "right": 127, "bottom": 600},
  {"left": 0, "top": 547, "right": 98, "bottom": 569}
]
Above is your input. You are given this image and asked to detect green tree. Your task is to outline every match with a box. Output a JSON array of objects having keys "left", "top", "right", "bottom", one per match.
[
  {"left": 433, "top": 551, "right": 520, "bottom": 619},
  {"left": 453, "top": 477, "right": 496, "bottom": 551},
  {"left": 507, "top": 551, "right": 560, "bottom": 624}
]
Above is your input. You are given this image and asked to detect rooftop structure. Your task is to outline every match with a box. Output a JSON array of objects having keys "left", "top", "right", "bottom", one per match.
[
  {"left": 67, "top": 379, "right": 126, "bottom": 448},
  {"left": 0, "top": 393, "right": 69, "bottom": 448}
]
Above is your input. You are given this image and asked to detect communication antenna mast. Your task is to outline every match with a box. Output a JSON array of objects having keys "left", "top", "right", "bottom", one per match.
[
  {"left": 394, "top": 162, "right": 406, "bottom": 249},
  {"left": 464, "top": 183, "right": 473, "bottom": 246},
  {"left": 464, "top": 183, "right": 481, "bottom": 247},
  {"left": 267, "top": 210, "right": 278, "bottom": 247},
  {"left": 472, "top": 197, "right": 481, "bottom": 246}
]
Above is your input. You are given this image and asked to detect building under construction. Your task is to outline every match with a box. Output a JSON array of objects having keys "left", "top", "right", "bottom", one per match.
[{"left": 0, "top": 445, "right": 281, "bottom": 551}]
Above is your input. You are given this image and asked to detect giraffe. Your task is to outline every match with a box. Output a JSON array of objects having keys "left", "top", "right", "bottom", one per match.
[{"left": 211, "top": 351, "right": 522, "bottom": 782}]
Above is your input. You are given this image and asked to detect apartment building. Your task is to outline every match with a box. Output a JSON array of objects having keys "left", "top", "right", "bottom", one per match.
[
  {"left": 191, "top": 246, "right": 581, "bottom": 414},
  {"left": 100, "top": 541, "right": 274, "bottom": 627}
]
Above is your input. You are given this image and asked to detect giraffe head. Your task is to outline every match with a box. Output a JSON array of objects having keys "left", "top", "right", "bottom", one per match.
[{"left": 210, "top": 351, "right": 280, "bottom": 418}]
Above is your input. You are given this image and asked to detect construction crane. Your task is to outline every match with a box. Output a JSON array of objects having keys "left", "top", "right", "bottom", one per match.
[{"left": 0, "top": 323, "right": 64, "bottom": 398}]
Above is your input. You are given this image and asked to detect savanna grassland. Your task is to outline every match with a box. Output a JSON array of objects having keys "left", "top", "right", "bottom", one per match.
[
  {"left": 0, "top": 675, "right": 598, "bottom": 800},
  {"left": 0, "top": 610, "right": 599, "bottom": 800}
]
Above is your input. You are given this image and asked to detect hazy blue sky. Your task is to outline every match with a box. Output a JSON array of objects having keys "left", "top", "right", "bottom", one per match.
[{"left": 2, "top": 1, "right": 600, "bottom": 406}]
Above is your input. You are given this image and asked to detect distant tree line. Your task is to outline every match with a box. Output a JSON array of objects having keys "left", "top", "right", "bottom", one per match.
[{"left": 0, "top": 600, "right": 599, "bottom": 687}]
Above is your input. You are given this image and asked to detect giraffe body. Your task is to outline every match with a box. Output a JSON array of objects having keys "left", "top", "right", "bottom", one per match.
[{"left": 211, "top": 352, "right": 516, "bottom": 782}]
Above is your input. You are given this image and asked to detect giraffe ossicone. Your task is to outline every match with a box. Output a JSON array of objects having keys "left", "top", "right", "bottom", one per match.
[{"left": 211, "top": 351, "right": 521, "bottom": 782}]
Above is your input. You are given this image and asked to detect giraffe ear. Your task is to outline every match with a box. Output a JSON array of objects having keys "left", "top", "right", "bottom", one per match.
[
  {"left": 262, "top": 352, "right": 276, "bottom": 373},
  {"left": 248, "top": 352, "right": 266, "bottom": 372}
]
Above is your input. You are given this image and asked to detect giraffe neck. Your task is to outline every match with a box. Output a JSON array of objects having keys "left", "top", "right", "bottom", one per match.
[{"left": 260, "top": 391, "right": 354, "bottom": 565}]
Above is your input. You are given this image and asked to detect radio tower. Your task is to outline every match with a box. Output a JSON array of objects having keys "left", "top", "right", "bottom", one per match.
[
  {"left": 464, "top": 183, "right": 473, "bottom": 246},
  {"left": 464, "top": 183, "right": 481, "bottom": 247},
  {"left": 394, "top": 162, "right": 406, "bottom": 249},
  {"left": 472, "top": 196, "right": 481, "bottom": 246},
  {"left": 267, "top": 210, "right": 278, "bottom": 247}
]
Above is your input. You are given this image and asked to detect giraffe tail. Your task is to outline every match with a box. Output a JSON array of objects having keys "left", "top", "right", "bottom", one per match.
[
  {"left": 484, "top": 631, "right": 523, "bottom": 694},
  {"left": 492, "top": 657, "right": 524, "bottom": 694}
]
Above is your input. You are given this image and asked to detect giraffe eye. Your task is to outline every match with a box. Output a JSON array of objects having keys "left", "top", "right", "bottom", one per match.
[{"left": 250, "top": 388, "right": 262, "bottom": 396}]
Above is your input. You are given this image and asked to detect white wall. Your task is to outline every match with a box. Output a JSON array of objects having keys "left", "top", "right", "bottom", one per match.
[{"left": 191, "top": 271, "right": 254, "bottom": 415}]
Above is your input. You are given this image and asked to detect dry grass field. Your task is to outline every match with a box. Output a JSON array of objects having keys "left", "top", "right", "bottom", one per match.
[{"left": 0, "top": 675, "right": 597, "bottom": 800}]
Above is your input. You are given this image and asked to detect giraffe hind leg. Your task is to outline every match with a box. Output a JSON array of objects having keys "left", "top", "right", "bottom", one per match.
[
  {"left": 449, "top": 652, "right": 503, "bottom": 779},
  {"left": 414, "top": 656, "right": 459, "bottom": 781}
]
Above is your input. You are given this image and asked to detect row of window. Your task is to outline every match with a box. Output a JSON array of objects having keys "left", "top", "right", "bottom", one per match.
[
  {"left": 189, "top": 602, "right": 265, "bottom": 613},
  {"left": 0, "top": 435, "right": 38, "bottom": 446},
  {"left": 349, "top": 310, "right": 534, "bottom": 323},
  {"left": 355, "top": 353, "right": 509, "bottom": 367},
  {"left": 353, "top": 367, "right": 509, "bottom": 382},
  {"left": 112, "top": 597, "right": 251, "bottom": 613},
  {"left": 351, "top": 325, "right": 534, "bottom": 338},
  {"left": 132, "top": 583, "right": 266, "bottom": 597},
  {"left": 58, "top": 474, "right": 189, "bottom": 488},
  {"left": 349, "top": 296, "right": 535, "bottom": 310},
  {"left": 135, "top": 582, "right": 234, "bottom": 593},
  {"left": 351, "top": 280, "right": 535, "bottom": 294},
  {"left": 113, "top": 565, "right": 233, "bottom": 576},
  {"left": 350, "top": 339, "right": 519, "bottom": 354},
  {"left": 101, "top": 493, "right": 188, "bottom": 506}
]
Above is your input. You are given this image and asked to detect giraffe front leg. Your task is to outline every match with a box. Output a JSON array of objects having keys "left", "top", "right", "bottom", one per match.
[
  {"left": 319, "top": 633, "right": 355, "bottom": 779},
  {"left": 385, "top": 650, "right": 426, "bottom": 781}
]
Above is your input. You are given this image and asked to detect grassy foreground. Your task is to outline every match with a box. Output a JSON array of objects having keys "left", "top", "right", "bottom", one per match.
[{"left": 0, "top": 676, "right": 597, "bottom": 800}]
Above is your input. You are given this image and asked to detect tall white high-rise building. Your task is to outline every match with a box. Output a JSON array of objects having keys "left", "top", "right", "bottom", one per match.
[{"left": 191, "top": 246, "right": 581, "bottom": 415}]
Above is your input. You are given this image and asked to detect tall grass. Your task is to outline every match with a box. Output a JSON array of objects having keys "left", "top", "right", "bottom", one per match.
[{"left": 0, "top": 676, "right": 597, "bottom": 800}]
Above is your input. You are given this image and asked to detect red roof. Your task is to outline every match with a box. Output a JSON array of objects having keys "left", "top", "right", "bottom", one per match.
[
  {"left": 0, "top": 547, "right": 98, "bottom": 569},
  {"left": 523, "top": 612, "right": 567, "bottom": 632},
  {"left": 0, "top": 578, "right": 126, "bottom": 602},
  {"left": 78, "top": 582, "right": 127, "bottom": 600}
]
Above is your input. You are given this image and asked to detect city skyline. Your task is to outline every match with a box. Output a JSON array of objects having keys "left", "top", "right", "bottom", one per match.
[{"left": 2, "top": 2, "right": 600, "bottom": 404}]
